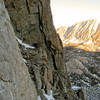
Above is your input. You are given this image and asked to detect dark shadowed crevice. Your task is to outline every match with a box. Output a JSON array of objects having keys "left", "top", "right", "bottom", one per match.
[
  {"left": 25, "top": 0, "right": 30, "bottom": 14},
  {"left": 38, "top": 0, "right": 58, "bottom": 71}
]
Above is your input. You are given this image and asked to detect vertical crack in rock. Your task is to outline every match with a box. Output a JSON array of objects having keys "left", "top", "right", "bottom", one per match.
[
  {"left": 25, "top": 0, "right": 30, "bottom": 14},
  {"left": 38, "top": 0, "right": 58, "bottom": 70}
]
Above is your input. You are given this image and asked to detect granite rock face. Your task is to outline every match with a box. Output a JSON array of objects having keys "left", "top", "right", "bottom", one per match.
[
  {"left": 4, "top": 0, "right": 79, "bottom": 100},
  {"left": 0, "top": 0, "right": 37, "bottom": 100}
]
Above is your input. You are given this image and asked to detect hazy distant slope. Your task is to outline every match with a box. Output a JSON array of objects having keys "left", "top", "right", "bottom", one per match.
[{"left": 57, "top": 19, "right": 100, "bottom": 51}]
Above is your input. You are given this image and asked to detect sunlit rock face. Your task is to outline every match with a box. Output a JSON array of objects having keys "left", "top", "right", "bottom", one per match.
[{"left": 57, "top": 19, "right": 100, "bottom": 52}]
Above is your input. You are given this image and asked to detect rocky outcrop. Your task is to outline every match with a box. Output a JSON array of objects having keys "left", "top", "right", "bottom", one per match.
[
  {"left": 66, "top": 59, "right": 85, "bottom": 75},
  {"left": 0, "top": 0, "right": 37, "bottom": 100},
  {"left": 4, "top": 0, "right": 79, "bottom": 100},
  {"left": 57, "top": 19, "right": 100, "bottom": 52},
  {"left": 64, "top": 46, "right": 100, "bottom": 100}
]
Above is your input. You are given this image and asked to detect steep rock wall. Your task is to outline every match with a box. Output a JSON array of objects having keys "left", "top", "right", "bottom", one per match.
[
  {"left": 0, "top": 0, "right": 37, "bottom": 100},
  {"left": 4, "top": 0, "right": 79, "bottom": 100}
]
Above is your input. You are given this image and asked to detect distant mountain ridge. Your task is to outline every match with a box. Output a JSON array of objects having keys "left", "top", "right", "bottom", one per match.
[{"left": 57, "top": 19, "right": 100, "bottom": 51}]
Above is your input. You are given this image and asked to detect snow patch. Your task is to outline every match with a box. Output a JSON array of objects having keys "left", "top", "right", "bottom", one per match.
[
  {"left": 85, "top": 40, "right": 93, "bottom": 45},
  {"left": 37, "top": 90, "right": 55, "bottom": 100},
  {"left": 94, "top": 21, "right": 99, "bottom": 32},
  {"left": 89, "top": 23, "right": 94, "bottom": 33},
  {"left": 16, "top": 37, "right": 35, "bottom": 49},
  {"left": 37, "top": 96, "right": 42, "bottom": 100},
  {"left": 86, "top": 21, "right": 89, "bottom": 28},
  {"left": 44, "top": 90, "right": 55, "bottom": 100},
  {"left": 85, "top": 21, "right": 90, "bottom": 30},
  {"left": 72, "top": 86, "right": 81, "bottom": 90},
  {"left": 69, "top": 38, "right": 80, "bottom": 44},
  {"left": 23, "top": 58, "right": 27, "bottom": 63}
]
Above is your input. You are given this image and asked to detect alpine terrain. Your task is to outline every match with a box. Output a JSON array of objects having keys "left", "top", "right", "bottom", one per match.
[
  {"left": 57, "top": 19, "right": 100, "bottom": 100},
  {"left": 57, "top": 19, "right": 100, "bottom": 52}
]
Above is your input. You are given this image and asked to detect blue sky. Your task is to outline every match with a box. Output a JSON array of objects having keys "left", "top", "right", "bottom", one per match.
[{"left": 51, "top": 0, "right": 100, "bottom": 28}]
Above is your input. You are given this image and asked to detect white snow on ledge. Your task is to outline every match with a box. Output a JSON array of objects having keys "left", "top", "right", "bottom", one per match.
[
  {"left": 72, "top": 86, "right": 81, "bottom": 91},
  {"left": 37, "top": 96, "right": 42, "bottom": 100},
  {"left": 37, "top": 90, "right": 55, "bottom": 100},
  {"left": 44, "top": 90, "right": 55, "bottom": 100},
  {"left": 16, "top": 37, "right": 35, "bottom": 49},
  {"left": 23, "top": 58, "right": 27, "bottom": 63}
]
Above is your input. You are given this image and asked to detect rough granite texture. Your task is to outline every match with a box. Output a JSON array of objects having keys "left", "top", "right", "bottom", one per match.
[
  {"left": 0, "top": 0, "right": 37, "bottom": 100},
  {"left": 4, "top": 0, "right": 79, "bottom": 100}
]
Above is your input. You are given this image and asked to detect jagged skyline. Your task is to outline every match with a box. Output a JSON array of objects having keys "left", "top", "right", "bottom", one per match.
[
  {"left": 51, "top": 0, "right": 100, "bottom": 28},
  {"left": 57, "top": 19, "right": 100, "bottom": 51}
]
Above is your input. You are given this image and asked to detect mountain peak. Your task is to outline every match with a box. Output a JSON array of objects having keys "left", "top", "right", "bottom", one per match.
[{"left": 57, "top": 19, "right": 100, "bottom": 52}]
